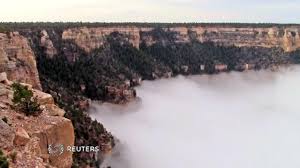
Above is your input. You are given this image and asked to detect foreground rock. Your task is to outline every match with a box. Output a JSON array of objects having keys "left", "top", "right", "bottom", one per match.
[
  {"left": 0, "top": 79, "right": 75, "bottom": 168},
  {"left": 41, "top": 79, "right": 115, "bottom": 167},
  {"left": 13, "top": 127, "right": 30, "bottom": 146},
  {"left": 0, "top": 119, "right": 15, "bottom": 150}
]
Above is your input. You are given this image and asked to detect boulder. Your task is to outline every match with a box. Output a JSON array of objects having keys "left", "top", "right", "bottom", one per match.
[
  {"left": 105, "top": 86, "right": 136, "bottom": 104},
  {"left": 131, "top": 77, "right": 142, "bottom": 86},
  {"left": 20, "top": 83, "right": 33, "bottom": 90},
  {"left": 43, "top": 104, "right": 65, "bottom": 117},
  {"left": 0, "top": 72, "right": 8, "bottom": 83},
  {"left": 33, "top": 118, "right": 74, "bottom": 168},
  {"left": 77, "top": 99, "right": 91, "bottom": 111},
  {"left": 0, "top": 85, "right": 8, "bottom": 96},
  {"left": 215, "top": 64, "right": 228, "bottom": 71},
  {"left": 33, "top": 90, "right": 54, "bottom": 105},
  {"left": 181, "top": 65, "right": 189, "bottom": 73},
  {"left": 0, "top": 119, "right": 15, "bottom": 150},
  {"left": 14, "top": 127, "right": 30, "bottom": 146}
]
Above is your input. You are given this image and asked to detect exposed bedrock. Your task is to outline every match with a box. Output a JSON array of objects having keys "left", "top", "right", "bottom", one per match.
[
  {"left": 0, "top": 32, "right": 41, "bottom": 89},
  {"left": 62, "top": 26, "right": 300, "bottom": 53}
]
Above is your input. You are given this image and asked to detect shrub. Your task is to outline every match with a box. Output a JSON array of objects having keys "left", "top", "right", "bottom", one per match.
[
  {"left": 0, "top": 150, "right": 9, "bottom": 168},
  {"left": 12, "top": 83, "right": 41, "bottom": 116},
  {"left": 0, "top": 26, "right": 8, "bottom": 33}
]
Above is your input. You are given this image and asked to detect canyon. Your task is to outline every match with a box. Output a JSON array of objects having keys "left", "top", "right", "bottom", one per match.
[{"left": 0, "top": 23, "right": 299, "bottom": 167}]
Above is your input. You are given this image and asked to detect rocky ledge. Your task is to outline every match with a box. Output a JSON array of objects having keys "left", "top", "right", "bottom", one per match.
[{"left": 0, "top": 72, "right": 74, "bottom": 168}]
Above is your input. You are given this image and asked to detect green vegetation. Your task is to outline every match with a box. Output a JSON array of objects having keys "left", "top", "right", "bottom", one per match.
[
  {"left": 0, "top": 26, "right": 9, "bottom": 33},
  {"left": 289, "top": 50, "right": 300, "bottom": 63},
  {"left": 0, "top": 150, "right": 9, "bottom": 168},
  {"left": 12, "top": 83, "right": 41, "bottom": 116},
  {"left": 0, "top": 22, "right": 299, "bottom": 32},
  {"left": 142, "top": 41, "right": 288, "bottom": 74}
]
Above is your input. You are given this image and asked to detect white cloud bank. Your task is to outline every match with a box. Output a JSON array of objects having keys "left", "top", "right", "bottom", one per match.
[{"left": 90, "top": 66, "right": 300, "bottom": 168}]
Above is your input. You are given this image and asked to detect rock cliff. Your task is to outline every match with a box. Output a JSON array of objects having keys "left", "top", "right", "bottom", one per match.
[
  {"left": 188, "top": 26, "right": 300, "bottom": 52},
  {"left": 40, "top": 30, "right": 57, "bottom": 58},
  {"left": 62, "top": 25, "right": 300, "bottom": 53},
  {"left": 0, "top": 32, "right": 41, "bottom": 89},
  {"left": 62, "top": 26, "right": 140, "bottom": 53},
  {"left": 0, "top": 74, "right": 74, "bottom": 168}
]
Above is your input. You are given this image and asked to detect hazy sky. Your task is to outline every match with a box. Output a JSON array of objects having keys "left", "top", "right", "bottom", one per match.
[{"left": 1, "top": 0, "right": 299, "bottom": 23}]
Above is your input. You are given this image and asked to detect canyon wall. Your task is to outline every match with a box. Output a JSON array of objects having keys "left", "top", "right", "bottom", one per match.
[
  {"left": 62, "top": 26, "right": 141, "bottom": 52},
  {"left": 0, "top": 74, "right": 74, "bottom": 168},
  {"left": 62, "top": 25, "right": 300, "bottom": 53},
  {"left": 0, "top": 32, "right": 41, "bottom": 89},
  {"left": 0, "top": 31, "right": 75, "bottom": 167},
  {"left": 33, "top": 24, "right": 300, "bottom": 104}
]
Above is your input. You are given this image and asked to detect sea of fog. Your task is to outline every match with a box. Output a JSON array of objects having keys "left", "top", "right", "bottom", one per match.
[{"left": 89, "top": 66, "right": 300, "bottom": 168}]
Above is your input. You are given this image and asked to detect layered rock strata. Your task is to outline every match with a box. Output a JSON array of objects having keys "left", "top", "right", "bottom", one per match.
[
  {"left": 0, "top": 32, "right": 41, "bottom": 89},
  {"left": 62, "top": 26, "right": 300, "bottom": 53}
]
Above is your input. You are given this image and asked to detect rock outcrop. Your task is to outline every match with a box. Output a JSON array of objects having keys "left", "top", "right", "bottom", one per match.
[
  {"left": 0, "top": 76, "right": 75, "bottom": 168},
  {"left": 13, "top": 127, "right": 30, "bottom": 146},
  {"left": 188, "top": 26, "right": 300, "bottom": 52},
  {"left": 0, "top": 32, "right": 41, "bottom": 89},
  {"left": 0, "top": 119, "right": 15, "bottom": 151},
  {"left": 62, "top": 26, "right": 140, "bottom": 52},
  {"left": 40, "top": 30, "right": 57, "bottom": 58},
  {"left": 62, "top": 25, "right": 300, "bottom": 53},
  {"left": 105, "top": 85, "right": 136, "bottom": 104}
]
